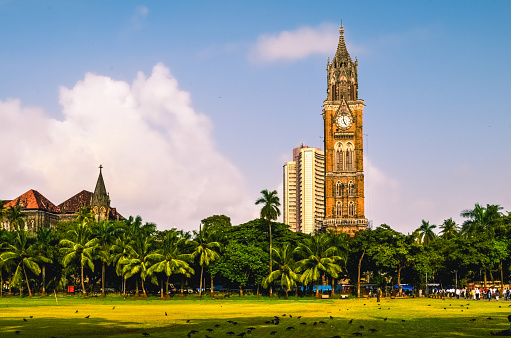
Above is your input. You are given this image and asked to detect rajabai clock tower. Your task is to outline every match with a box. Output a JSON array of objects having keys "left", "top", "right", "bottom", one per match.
[{"left": 322, "top": 26, "right": 368, "bottom": 235}]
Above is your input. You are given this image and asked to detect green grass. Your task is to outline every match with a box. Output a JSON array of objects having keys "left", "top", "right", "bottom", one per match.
[{"left": 0, "top": 295, "right": 509, "bottom": 337}]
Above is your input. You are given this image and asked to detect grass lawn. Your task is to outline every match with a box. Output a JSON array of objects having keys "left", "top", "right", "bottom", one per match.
[{"left": 1, "top": 295, "right": 509, "bottom": 337}]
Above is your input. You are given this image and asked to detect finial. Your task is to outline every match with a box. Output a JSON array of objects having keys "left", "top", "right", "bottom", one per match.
[{"left": 99, "top": 164, "right": 103, "bottom": 172}]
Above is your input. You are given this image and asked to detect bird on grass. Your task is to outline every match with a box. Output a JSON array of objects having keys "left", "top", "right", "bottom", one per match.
[
  {"left": 237, "top": 333, "right": 246, "bottom": 337},
  {"left": 469, "top": 319, "right": 476, "bottom": 321},
  {"left": 369, "top": 329, "right": 377, "bottom": 332},
  {"left": 142, "top": 333, "right": 150, "bottom": 336},
  {"left": 487, "top": 317, "right": 493, "bottom": 320},
  {"left": 384, "top": 318, "right": 388, "bottom": 321},
  {"left": 75, "top": 310, "right": 78, "bottom": 313},
  {"left": 313, "top": 322, "right": 317, "bottom": 326},
  {"left": 332, "top": 336, "right": 341, "bottom": 338},
  {"left": 348, "top": 319, "right": 353, "bottom": 324},
  {"left": 29, "top": 316, "right": 33, "bottom": 319},
  {"left": 232, "top": 322, "right": 238, "bottom": 325},
  {"left": 186, "top": 319, "right": 191, "bottom": 323},
  {"left": 15, "top": 331, "right": 20, "bottom": 335},
  {"left": 112, "top": 306, "right": 115, "bottom": 310},
  {"left": 353, "top": 333, "right": 363, "bottom": 336},
  {"left": 189, "top": 330, "right": 198, "bottom": 334},
  {"left": 265, "top": 321, "right": 272, "bottom": 324},
  {"left": 300, "top": 322, "right": 307, "bottom": 325},
  {"left": 270, "top": 331, "right": 277, "bottom": 335},
  {"left": 85, "top": 315, "right": 90, "bottom": 319},
  {"left": 289, "top": 315, "right": 293, "bottom": 318},
  {"left": 214, "top": 324, "right": 221, "bottom": 328},
  {"left": 401, "top": 320, "right": 406, "bottom": 322},
  {"left": 247, "top": 327, "right": 255, "bottom": 330},
  {"left": 206, "top": 328, "right": 214, "bottom": 332},
  {"left": 330, "top": 316, "right": 334, "bottom": 319},
  {"left": 297, "top": 316, "right": 302, "bottom": 319},
  {"left": 23, "top": 318, "right": 27, "bottom": 322},
  {"left": 226, "top": 332, "right": 235, "bottom": 336},
  {"left": 319, "top": 321, "right": 326, "bottom": 324},
  {"left": 359, "top": 325, "right": 365, "bottom": 329},
  {"left": 286, "top": 327, "right": 295, "bottom": 330}
]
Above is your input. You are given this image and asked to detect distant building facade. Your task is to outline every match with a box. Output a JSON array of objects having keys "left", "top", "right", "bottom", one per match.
[
  {"left": 283, "top": 145, "right": 325, "bottom": 234},
  {"left": 1, "top": 166, "right": 122, "bottom": 232}
]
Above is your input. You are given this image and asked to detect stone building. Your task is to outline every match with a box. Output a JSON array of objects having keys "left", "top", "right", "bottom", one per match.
[{"left": 1, "top": 166, "right": 122, "bottom": 231}]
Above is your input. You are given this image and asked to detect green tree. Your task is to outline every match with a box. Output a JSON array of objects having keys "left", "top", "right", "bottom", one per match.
[
  {"left": 110, "top": 233, "right": 134, "bottom": 296},
  {"left": 439, "top": 218, "right": 459, "bottom": 239},
  {"left": 0, "top": 230, "right": 45, "bottom": 296},
  {"left": 417, "top": 220, "right": 437, "bottom": 245},
  {"left": 92, "top": 220, "right": 121, "bottom": 297},
  {"left": 60, "top": 222, "right": 99, "bottom": 297},
  {"left": 146, "top": 230, "right": 194, "bottom": 298},
  {"left": 460, "top": 203, "right": 503, "bottom": 238},
  {"left": 122, "top": 236, "right": 155, "bottom": 297},
  {"left": 191, "top": 225, "right": 221, "bottom": 297},
  {"left": 5, "top": 202, "right": 27, "bottom": 231},
  {"left": 255, "top": 189, "right": 281, "bottom": 297},
  {"left": 75, "top": 206, "right": 94, "bottom": 224},
  {"left": 33, "top": 227, "right": 56, "bottom": 295},
  {"left": 262, "top": 243, "right": 299, "bottom": 298},
  {"left": 295, "top": 234, "right": 342, "bottom": 298}
]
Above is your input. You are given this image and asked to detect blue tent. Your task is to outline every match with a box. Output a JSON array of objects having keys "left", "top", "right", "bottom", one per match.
[{"left": 394, "top": 284, "right": 414, "bottom": 290}]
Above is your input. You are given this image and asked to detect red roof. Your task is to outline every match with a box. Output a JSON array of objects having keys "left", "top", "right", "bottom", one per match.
[
  {"left": 4, "top": 189, "right": 60, "bottom": 213},
  {"left": 58, "top": 190, "right": 92, "bottom": 214}
]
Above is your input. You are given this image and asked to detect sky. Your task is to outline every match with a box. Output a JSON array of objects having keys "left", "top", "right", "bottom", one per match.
[{"left": 1, "top": 0, "right": 510, "bottom": 234}]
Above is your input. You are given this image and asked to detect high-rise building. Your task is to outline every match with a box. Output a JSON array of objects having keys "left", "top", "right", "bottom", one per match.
[
  {"left": 322, "top": 26, "right": 368, "bottom": 235},
  {"left": 283, "top": 161, "right": 297, "bottom": 231},
  {"left": 283, "top": 145, "right": 324, "bottom": 234}
]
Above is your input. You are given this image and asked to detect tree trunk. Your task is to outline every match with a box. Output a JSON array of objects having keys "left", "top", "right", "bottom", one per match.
[
  {"left": 210, "top": 273, "right": 214, "bottom": 297},
  {"left": 239, "top": 285, "right": 243, "bottom": 297},
  {"left": 257, "top": 285, "right": 260, "bottom": 296},
  {"left": 23, "top": 263, "right": 32, "bottom": 297},
  {"left": 1, "top": 271, "right": 3, "bottom": 298},
  {"left": 180, "top": 276, "right": 184, "bottom": 296},
  {"left": 42, "top": 264, "right": 46, "bottom": 296},
  {"left": 490, "top": 270, "right": 495, "bottom": 287},
  {"left": 199, "top": 266, "right": 204, "bottom": 297},
  {"left": 357, "top": 250, "right": 365, "bottom": 298},
  {"left": 135, "top": 278, "right": 139, "bottom": 297},
  {"left": 285, "top": 287, "right": 288, "bottom": 299},
  {"left": 269, "top": 219, "right": 273, "bottom": 298},
  {"left": 316, "top": 282, "right": 320, "bottom": 298},
  {"left": 166, "top": 275, "right": 170, "bottom": 296},
  {"left": 141, "top": 278, "right": 147, "bottom": 297},
  {"left": 295, "top": 284, "right": 298, "bottom": 297},
  {"left": 397, "top": 266, "right": 403, "bottom": 297},
  {"left": 160, "top": 279, "right": 164, "bottom": 299},
  {"left": 101, "top": 262, "right": 106, "bottom": 297},
  {"left": 484, "top": 270, "right": 488, "bottom": 288},
  {"left": 500, "top": 263, "right": 504, "bottom": 295},
  {"left": 81, "top": 265, "right": 86, "bottom": 297},
  {"left": 8, "top": 271, "right": 12, "bottom": 295},
  {"left": 331, "top": 278, "right": 335, "bottom": 297}
]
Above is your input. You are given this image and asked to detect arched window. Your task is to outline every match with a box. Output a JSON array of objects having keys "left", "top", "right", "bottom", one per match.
[
  {"left": 336, "top": 181, "right": 343, "bottom": 197},
  {"left": 348, "top": 201, "right": 356, "bottom": 217},
  {"left": 347, "top": 181, "right": 355, "bottom": 196},
  {"left": 336, "top": 201, "right": 343, "bottom": 217},
  {"left": 346, "top": 143, "right": 354, "bottom": 171},
  {"left": 335, "top": 142, "right": 344, "bottom": 171}
]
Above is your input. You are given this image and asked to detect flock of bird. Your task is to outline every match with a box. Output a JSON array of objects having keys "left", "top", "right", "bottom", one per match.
[{"left": 10, "top": 300, "right": 507, "bottom": 337}]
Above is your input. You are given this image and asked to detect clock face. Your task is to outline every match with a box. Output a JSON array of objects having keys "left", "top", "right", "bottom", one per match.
[{"left": 336, "top": 113, "right": 352, "bottom": 129}]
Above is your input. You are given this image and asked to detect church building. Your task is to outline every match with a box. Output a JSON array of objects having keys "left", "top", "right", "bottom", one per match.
[{"left": 1, "top": 166, "right": 122, "bottom": 231}]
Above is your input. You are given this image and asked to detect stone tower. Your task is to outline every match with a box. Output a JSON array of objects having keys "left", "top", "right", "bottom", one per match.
[
  {"left": 322, "top": 26, "right": 368, "bottom": 235},
  {"left": 91, "top": 165, "right": 110, "bottom": 221}
]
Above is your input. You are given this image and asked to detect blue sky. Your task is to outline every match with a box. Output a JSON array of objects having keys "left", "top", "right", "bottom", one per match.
[{"left": 1, "top": 0, "right": 510, "bottom": 233}]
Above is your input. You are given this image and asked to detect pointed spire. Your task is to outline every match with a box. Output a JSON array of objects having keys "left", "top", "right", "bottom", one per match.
[
  {"left": 91, "top": 165, "right": 109, "bottom": 207},
  {"left": 334, "top": 25, "right": 351, "bottom": 62}
]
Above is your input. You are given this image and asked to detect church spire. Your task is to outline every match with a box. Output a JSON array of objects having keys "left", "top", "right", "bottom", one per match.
[{"left": 91, "top": 164, "right": 110, "bottom": 209}]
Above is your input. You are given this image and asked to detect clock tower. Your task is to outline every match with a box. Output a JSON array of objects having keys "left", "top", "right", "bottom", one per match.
[{"left": 322, "top": 26, "right": 368, "bottom": 235}]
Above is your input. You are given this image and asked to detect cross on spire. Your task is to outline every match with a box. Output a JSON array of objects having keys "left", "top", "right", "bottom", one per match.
[{"left": 99, "top": 164, "right": 103, "bottom": 172}]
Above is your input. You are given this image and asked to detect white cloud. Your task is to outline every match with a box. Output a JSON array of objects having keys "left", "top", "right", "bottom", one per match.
[
  {"left": 250, "top": 23, "right": 364, "bottom": 63},
  {"left": 0, "top": 63, "right": 257, "bottom": 231}
]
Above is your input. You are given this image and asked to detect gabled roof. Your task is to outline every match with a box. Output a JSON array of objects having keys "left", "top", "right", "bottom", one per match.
[
  {"left": 58, "top": 190, "right": 93, "bottom": 214},
  {"left": 4, "top": 189, "right": 60, "bottom": 213}
]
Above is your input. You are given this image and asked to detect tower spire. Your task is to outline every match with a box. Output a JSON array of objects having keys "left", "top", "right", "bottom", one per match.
[{"left": 334, "top": 25, "right": 351, "bottom": 62}]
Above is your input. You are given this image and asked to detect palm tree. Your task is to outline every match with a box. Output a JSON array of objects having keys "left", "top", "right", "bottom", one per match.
[
  {"left": 111, "top": 233, "right": 134, "bottom": 296},
  {"left": 122, "top": 236, "right": 155, "bottom": 297},
  {"left": 417, "top": 220, "right": 437, "bottom": 245},
  {"left": 147, "top": 231, "right": 194, "bottom": 298},
  {"left": 33, "top": 227, "right": 55, "bottom": 296},
  {"left": 92, "top": 220, "right": 121, "bottom": 297},
  {"left": 461, "top": 203, "right": 504, "bottom": 238},
  {"left": 191, "top": 225, "right": 221, "bottom": 297},
  {"left": 255, "top": 189, "right": 280, "bottom": 297},
  {"left": 5, "top": 202, "right": 27, "bottom": 231},
  {"left": 324, "top": 230, "right": 349, "bottom": 296},
  {"left": 439, "top": 218, "right": 459, "bottom": 239},
  {"left": 262, "top": 243, "right": 299, "bottom": 298},
  {"left": 0, "top": 230, "right": 45, "bottom": 296},
  {"left": 60, "top": 221, "right": 100, "bottom": 297},
  {"left": 295, "top": 234, "right": 342, "bottom": 298},
  {"left": 75, "top": 206, "right": 94, "bottom": 224}
]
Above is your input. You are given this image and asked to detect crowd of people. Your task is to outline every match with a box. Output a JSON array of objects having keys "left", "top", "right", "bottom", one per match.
[{"left": 428, "top": 287, "right": 511, "bottom": 301}]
